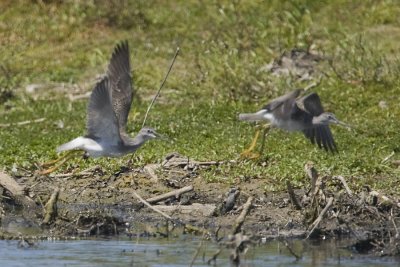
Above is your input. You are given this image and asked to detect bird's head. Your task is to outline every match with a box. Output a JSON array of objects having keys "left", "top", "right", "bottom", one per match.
[
  {"left": 138, "top": 127, "right": 167, "bottom": 141},
  {"left": 314, "top": 112, "right": 350, "bottom": 128}
]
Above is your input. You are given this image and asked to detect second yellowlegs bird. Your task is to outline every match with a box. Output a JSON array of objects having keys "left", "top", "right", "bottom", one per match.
[
  {"left": 40, "top": 41, "right": 163, "bottom": 174},
  {"left": 239, "top": 89, "right": 348, "bottom": 156}
]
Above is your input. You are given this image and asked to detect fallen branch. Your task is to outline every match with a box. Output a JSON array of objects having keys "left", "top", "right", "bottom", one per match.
[
  {"left": 133, "top": 191, "right": 173, "bottom": 221},
  {"left": 306, "top": 196, "right": 334, "bottom": 239},
  {"left": 145, "top": 185, "right": 193, "bottom": 204},
  {"left": 334, "top": 176, "right": 352, "bottom": 196},
  {"left": 232, "top": 196, "right": 254, "bottom": 234},
  {"left": 286, "top": 181, "right": 302, "bottom": 210},
  {"left": 0, "top": 118, "right": 45, "bottom": 127},
  {"left": 0, "top": 171, "right": 36, "bottom": 208},
  {"left": 42, "top": 188, "right": 60, "bottom": 224},
  {"left": 134, "top": 191, "right": 211, "bottom": 236},
  {"left": 369, "top": 190, "right": 400, "bottom": 208}
]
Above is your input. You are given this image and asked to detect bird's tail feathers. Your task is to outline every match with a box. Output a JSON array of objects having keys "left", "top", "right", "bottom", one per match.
[
  {"left": 238, "top": 111, "right": 267, "bottom": 122},
  {"left": 56, "top": 137, "right": 87, "bottom": 153}
]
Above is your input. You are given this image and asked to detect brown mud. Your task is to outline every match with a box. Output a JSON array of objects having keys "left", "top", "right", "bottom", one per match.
[{"left": 1, "top": 152, "right": 400, "bottom": 257}]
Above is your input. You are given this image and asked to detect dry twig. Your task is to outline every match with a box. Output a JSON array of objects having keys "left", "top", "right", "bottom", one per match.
[
  {"left": 334, "top": 176, "right": 352, "bottom": 196},
  {"left": 142, "top": 47, "right": 180, "bottom": 127},
  {"left": 306, "top": 196, "right": 334, "bottom": 239},
  {"left": 0, "top": 118, "right": 45, "bottom": 127},
  {"left": 133, "top": 191, "right": 173, "bottom": 221},
  {"left": 232, "top": 196, "right": 254, "bottom": 234}
]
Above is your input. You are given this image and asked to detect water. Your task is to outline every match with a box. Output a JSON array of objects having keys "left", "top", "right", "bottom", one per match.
[{"left": 0, "top": 238, "right": 398, "bottom": 267}]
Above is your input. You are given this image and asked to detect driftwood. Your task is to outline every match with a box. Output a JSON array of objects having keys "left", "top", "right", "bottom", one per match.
[
  {"left": 154, "top": 203, "right": 216, "bottom": 217},
  {"left": 0, "top": 118, "right": 45, "bottom": 127},
  {"left": 146, "top": 185, "right": 193, "bottom": 204},
  {"left": 306, "top": 196, "right": 334, "bottom": 239},
  {"left": 145, "top": 185, "right": 194, "bottom": 204},
  {"left": 0, "top": 171, "right": 36, "bottom": 208},
  {"left": 133, "top": 191, "right": 210, "bottom": 236},
  {"left": 42, "top": 188, "right": 60, "bottom": 224},
  {"left": 232, "top": 196, "right": 254, "bottom": 234}
]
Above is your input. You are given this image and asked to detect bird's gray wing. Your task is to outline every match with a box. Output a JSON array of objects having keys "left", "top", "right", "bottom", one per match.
[
  {"left": 299, "top": 93, "right": 337, "bottom": 152},
  {"left": 86, "top": 77, "right": 121, "bottom": 144},
  {"left": 263, "top": 89, "right": 302, "bottom": 112},
  {"left": 107, "top": 40, "right": 133, "bottom": 134},
  {"left": 303, "top": 126, "right": 337, "bottom": 152},
  {"left": 297, "top": 92, "right": 324, "bottom": 116}
]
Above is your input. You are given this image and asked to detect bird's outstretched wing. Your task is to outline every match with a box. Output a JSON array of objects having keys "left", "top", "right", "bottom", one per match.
[
  {"left": 303, "top": 126, "right": 337, "bottom": 152},
  {"left": 297, "top": 92, "right": 324, "bottom": 116},
  {"left": 86, "top": 77, "right": 121, "bottom": 144},
  {"left": 107, "top": 40, "right": 133, "bottom": 134},
  {"left": 263, "top": 89, "right": 302, "bottom": 112},
  {"left": 300, "top": 93, "right": 337, "bottom": 152}
]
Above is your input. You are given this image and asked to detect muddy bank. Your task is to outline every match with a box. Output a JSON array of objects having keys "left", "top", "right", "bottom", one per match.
[{"left": 1, "top": 153, "right": 400, "bottom": 257}]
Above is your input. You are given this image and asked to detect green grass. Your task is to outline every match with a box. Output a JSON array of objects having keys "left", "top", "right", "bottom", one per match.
[{"left": 1, "top": 0, "right": 400, "bottom": 193}]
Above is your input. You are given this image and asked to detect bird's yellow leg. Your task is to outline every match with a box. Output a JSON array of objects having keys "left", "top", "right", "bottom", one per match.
[
  {"left": 240, "top": 130, "right": 261, "bottom": 159},
  {"left": 240, "top": 124, "right": 271, "bottom": 159},
  {"left": 38, "top": 150, "right": 82, "bottom": 175}
]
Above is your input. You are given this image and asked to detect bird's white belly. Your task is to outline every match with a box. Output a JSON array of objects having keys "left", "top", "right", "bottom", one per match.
[
  {"left": 87, "top": 143, "right": 123, "bottom": 158},
  {"left": 273, "top": 119, "right": 306, "bottom": 132}
]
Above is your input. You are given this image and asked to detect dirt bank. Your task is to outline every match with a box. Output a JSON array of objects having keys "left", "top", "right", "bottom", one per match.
[{"left": 1, "top": 152, "right": 399, "bottom": 257}]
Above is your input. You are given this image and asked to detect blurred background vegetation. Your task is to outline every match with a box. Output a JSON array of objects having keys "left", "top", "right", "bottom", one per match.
[{"left": 0, "top": 0, "right": 399, "bottom": 192}]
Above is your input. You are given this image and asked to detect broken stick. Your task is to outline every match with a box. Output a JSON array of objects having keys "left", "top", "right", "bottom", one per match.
[
  {"left": 286, "top": 181, "right": 302, "bottom": 210},
  {"left": 145, "top": 185, "right": 193, "bottom": 204},
  {"left": 133, "top": 191, "right": 173, "bottom": 221},
  {"left": 42, "top": 188, "right": 60, "bottom": 224},
  {"left": 232, "top": 196, "right": 254, "bottom": 234},
  {"left": 306, "top": 196, "right": 334, "bottom": 239},
  {"left": 334, "top": 176, "right": 352, "bottom": 196}
]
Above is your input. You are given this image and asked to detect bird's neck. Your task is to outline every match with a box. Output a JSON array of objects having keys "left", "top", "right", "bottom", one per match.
[
  {"left": 312, "top": 114, "right": 326, "bottom": 125},
  {"left": 124, "top": 134, "right": 148, "bottom": 153}
]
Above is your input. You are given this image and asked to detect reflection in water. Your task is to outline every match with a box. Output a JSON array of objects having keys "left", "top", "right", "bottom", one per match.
[{"left": 0, "top": 238, "right": 397, "bottom": 267}]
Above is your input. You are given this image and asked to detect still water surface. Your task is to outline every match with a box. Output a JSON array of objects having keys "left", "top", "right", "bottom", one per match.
[{"left": 0, "top": 238, "right": 398, "bottom": 267}]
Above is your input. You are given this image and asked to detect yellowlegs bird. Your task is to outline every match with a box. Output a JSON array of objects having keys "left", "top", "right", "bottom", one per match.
[
  {"left": 239, "top": 89, "right": 348, "bottom": 157},
  {"left": 40, "top": 41, "right": 163, "bottom": 174}
]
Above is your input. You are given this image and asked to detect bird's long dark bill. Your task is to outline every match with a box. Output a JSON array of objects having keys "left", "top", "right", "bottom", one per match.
[
  {"left": 155, "top": 132, "right": 169, "bottom": 141},
  {"left": 238, "top": 110, "right": 267, "bottom": 122},
  {"left": 336, "top": 120, "right": 352, "bottom": 129}
]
